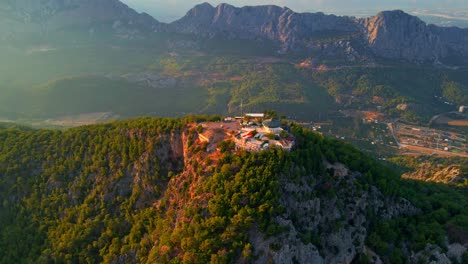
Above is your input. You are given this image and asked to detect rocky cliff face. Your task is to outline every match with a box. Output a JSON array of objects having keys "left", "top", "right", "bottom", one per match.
[
  {"left": 171, "top": 3, "right": 361, "bottom": 52},
  {"left": 172, "top": 3, "right": 360, "bottom": 36},
  {"left": 172, "top": 3, "right": 468, "bottom": 63},
  {"left": 250, "top": 163, "right": 421, "bottom": 263},
  {"left": 1, "top": 1, "right": 466, "bottom": 62},
  {"left": 361, "top": 10, "right": 468, "bottom": 62}
]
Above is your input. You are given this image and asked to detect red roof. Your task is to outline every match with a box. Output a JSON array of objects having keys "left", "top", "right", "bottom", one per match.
[{"left": 242, "top": 131, "right": 254, "bottom": 138}]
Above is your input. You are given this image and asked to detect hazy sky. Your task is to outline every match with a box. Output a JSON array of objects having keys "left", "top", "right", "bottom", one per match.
[{"left": 121, "top": 0, "right": 468, "bottom": 22}]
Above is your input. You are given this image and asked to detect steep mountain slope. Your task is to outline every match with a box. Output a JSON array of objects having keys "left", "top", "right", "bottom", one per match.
[
  {"left": 171, "top": 3, "right": 360, "bottom": 53},
  {"left": 362, "top": 10, "right": 468, "bottom": 62},
  {"left": 1, "top": 1, "right": 466, "bottom": 62},
  {"left": 171, "top": 3, "right": 364, "bottom": 57},
  {"left": 0, "top": 117, "right": 466, "bottom": 263},
  {"left": 0, "top": 0, "right": 162, "bottom": 42},
  {"left": 172, "top": 3, "right": 468, "bottom": 63}
]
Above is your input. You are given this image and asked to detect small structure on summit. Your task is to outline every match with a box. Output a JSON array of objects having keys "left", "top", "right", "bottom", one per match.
[
  {"left": 262, "top": 119, "right": 283, "bottom": 134},
  {"left": 245, "top": 113, "right": 265, "bottom": 118},
  {"left": 233, "top": 116, "right": 294, "bottom": 152}
]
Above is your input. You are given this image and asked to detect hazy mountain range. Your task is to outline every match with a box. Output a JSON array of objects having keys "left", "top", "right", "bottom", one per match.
[
  {"left": 119, "top": 0, "right": 468, "bottom": 26},
  {"left": 1, "top": 0, "right": 467, "bottom": 64}
]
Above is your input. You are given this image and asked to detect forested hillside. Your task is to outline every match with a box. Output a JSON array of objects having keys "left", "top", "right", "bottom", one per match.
[{"left": 0, "top": 117, "right": 466, "bottom": 263}]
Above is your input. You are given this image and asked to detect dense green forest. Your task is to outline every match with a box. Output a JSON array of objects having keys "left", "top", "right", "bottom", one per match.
[{"left": 0, "top": 117, "right": 467, "bottom": 263}]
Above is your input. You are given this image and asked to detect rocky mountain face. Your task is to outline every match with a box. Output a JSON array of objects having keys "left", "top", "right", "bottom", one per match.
[
  {"left": 1, "top": 1, "right": 466, "bottom": 62},
  {"left": 172, "top": 3, "right": 468, "bottom": 63},
  {"left": 0, "top": 0, "right": 162, "bottom": 40},
  {"left": 361, "top": 10, "right": 468, "bottom": 62},
  {"left": 171, "top": 3, "right": 362, "bottom": 54},
  {"left": 251, "top": 165, "right": 421, "bottom": 264}
]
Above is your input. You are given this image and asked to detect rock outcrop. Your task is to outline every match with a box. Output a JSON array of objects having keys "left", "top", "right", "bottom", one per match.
[
  {"left": 250, "top": 163, "right": 421, "bottom": 263},
  {"left": 411, "top": 244, "right": 452, "bottom": 264}
]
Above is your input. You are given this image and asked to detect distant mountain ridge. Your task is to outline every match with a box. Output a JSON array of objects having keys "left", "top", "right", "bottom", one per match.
[
  {"left": 362, "top": 10, "right": 468, "bottom": 62},
  {"left": 171, "top": 3, "right": 361, "bottom": 50},
  {"left": 0, "top": 0, "right": 162, "bottom": 39},
  {"left": 172, "top": 3, "right": 468, "bottom": 63},
  {"left": 1, "top": 0, "right": 467, "bottom": 63},
  {"left": 171, "top": 3, "right": 360, "bottom": 40}
]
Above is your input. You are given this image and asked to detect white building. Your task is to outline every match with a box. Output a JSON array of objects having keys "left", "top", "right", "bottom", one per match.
[
  {"left": 246, "top": 113, "right": 265, "bottom": 118},
  {"left": 263, "top": 119, "right": 283, "bottom": 134}
]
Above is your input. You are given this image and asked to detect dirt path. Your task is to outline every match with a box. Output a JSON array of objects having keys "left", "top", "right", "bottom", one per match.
[{"left": 387, "top": 123, "right": 402, "bottom": 148}]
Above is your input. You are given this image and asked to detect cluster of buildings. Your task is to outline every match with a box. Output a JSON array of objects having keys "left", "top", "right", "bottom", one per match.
[
  {"left": 231, "top": 113, "right": 295, "bottom": 152},
  {"left": 395, "top": 123, "right": 467, "bottom": 155}
]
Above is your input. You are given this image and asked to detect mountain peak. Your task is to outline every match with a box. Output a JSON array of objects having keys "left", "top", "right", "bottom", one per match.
[
  {"left": 172, "top": 3, "right": 359, "bottom": 48},
  {"left": 191, "top": 2, "right": 215, "bottom": 11},
  {"left": 5, "top": 0, "right": 161, "bottom": 23},
  {"left": 3, "top": 1, "right": 467, "bottom": 63},
  {"left": 3, "top": 0, "right": 162, "bottom": 37},
  {"left": 216, "top": 3, "right": 234, "bottom": 9},
  {"left": 376, "top": 9, "right": 409, "bottom": 17},
  {"left": 373, "top": 10, "right": 424, "bottom": 25},
  {"left": 363, "top": 9, "right": 441, "bottom": 61}
]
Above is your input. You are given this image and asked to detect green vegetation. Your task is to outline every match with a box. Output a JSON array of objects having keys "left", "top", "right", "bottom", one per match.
[
  {"left": 2, "top": 32, "right": 467, "bottom": 125},
  {"left": 0, "top": 117, "right": 188, "bottom": 262},
  {"left": 366, "top": 181, "right": 468, "bottom": 263},
  {"left": 0, "top": 122, "right": 32, "bottom": 131},
  {"left": 15, "top": 75, "right": 206, "bottom": 118},
  {"left": 0, "top": 117, "right": 466, "bottom": 263},
  {"left": 1, "top": 4, "right": 467, "bottom": 262},
  {"left": 442, "top": 81, "right": 468, "bottom": 105},
  {"left": 389, "top": 156, "right": 468, "bottom": 174},
  {"left": 388, "top": 156, "right": 468, "bottom": 187},
  {"left": 0, "top": 116, "right": 289, "bottom": 262},
  {"left": 310, "top": 66, "right": 468, "bottom": 123},
  {"left": 149, "top": 148, "right": 287, "bottom": 262},
  {"left": 304, "top": 30, "right": 360, "bottom": 45}
]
